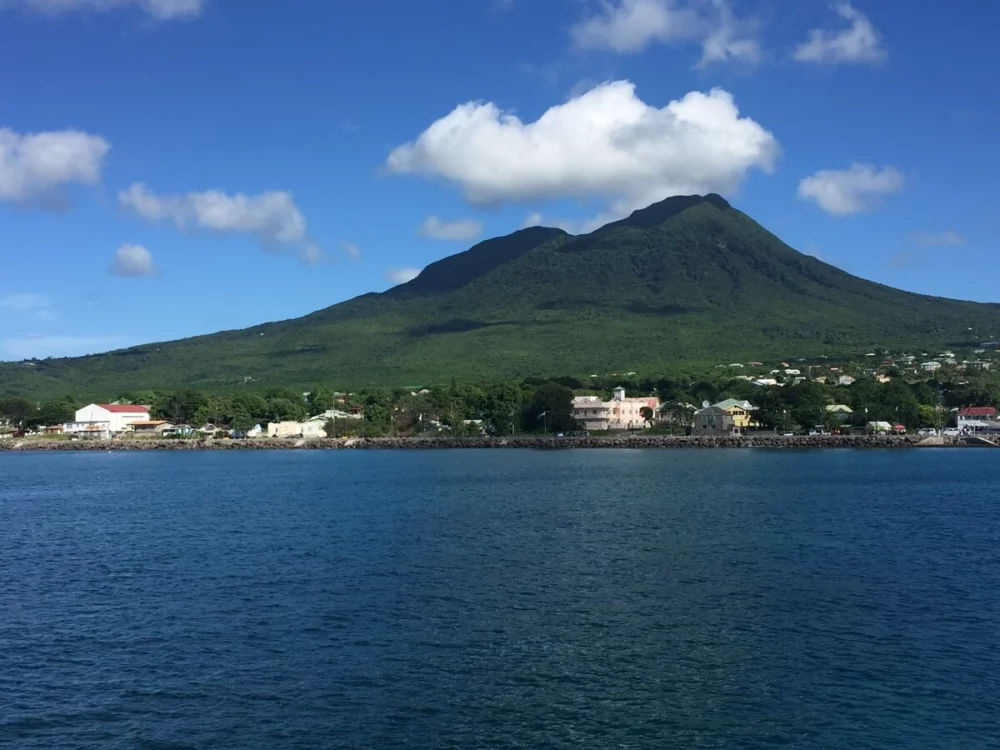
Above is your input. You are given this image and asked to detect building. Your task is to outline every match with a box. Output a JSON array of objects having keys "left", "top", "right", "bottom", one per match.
[
  {"left": 656, "top": 402, "right": 696, "bottom": 425},
  {"left": 711, "top": 399, "right": 757, "bottom": 429},
  {"left": 867, "top": 421, "right": 893, "bottom": 433},
  {"left": 128, "top": 420, "right": 174, "bottom": 436},
  {"left": 268, "top": 421, "right": 304, "bottom": 438},
  {"left": 694, "top": 406, "right": 736, "bottom": 434},
  {"left": 319, "top": 409, "right": 363, "bottom": 421},
  {"left": 837, "top": 375, "right": 856, "bottom": 386},
  {"left": 825, "top": 404, "right": 854, "bottom": 422},
  {"left": 301, "top": 420, "right": 327, "bottom": 439},
  {"left": 921, "top": 361, "right": 942, "bottom": 372},
  {"left": 66, "top": 403, "right": 150, "bottom": 436},
  {"left": 957, "top": 407, "right": 999, "bottom": 432},
  {"left": 966, "top": 361, "right": 992, "bottom": 371},
  {"left": 571, "top": 387, "right": 658, "bottom": 431}
]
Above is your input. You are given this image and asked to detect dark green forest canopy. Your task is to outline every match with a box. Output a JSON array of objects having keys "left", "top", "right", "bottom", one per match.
[{"left": 3, "top": 194, "right": 999, "bottom": 400}]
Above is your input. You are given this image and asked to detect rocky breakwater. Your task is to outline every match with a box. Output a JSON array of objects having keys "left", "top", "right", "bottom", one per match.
[{"left": 1, "top": 434, "right": 927, "bottom": 451}]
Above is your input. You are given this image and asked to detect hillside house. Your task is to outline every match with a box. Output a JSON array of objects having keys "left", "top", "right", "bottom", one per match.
[
  {"left": 966, "top": 361, "right": 992, "bottom": 371},
  {"left": 921, "top": 361, "right": 942, "bottom": 372},
  {"left": 571, "top": 387, "right": 658, "bottom": 431}
]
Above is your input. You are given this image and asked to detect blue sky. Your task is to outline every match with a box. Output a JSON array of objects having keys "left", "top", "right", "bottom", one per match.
[{"left": 1, "top": 0, "right": 997, "bottom": 360}]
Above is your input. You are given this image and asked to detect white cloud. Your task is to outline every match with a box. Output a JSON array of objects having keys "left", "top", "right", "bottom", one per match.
[
  {"left": 797, "top": 162, "right": 904, "bottom": 216},
  {"left": 697, "top": 0, "right": 761, "bottom": 67},
  {"left": 298, "top": 243, "right": 324, "bottom": 265},
  {"left": 19, "top": 0, "right": 204, "bottom": 20},
  {"left": 0, "top": 293, "right": 57, "bottom": 321},
  {"left": 119, "top": 182, "right": 317, "bottom": 261},
  {"left": 522, "top": 212, "right": 544, "bottom": 228},
  {"left": 913, "top": 230, "right": 965, "bottom": 247},
  {"left": 385, "top": 267, "right": 421, "bottom": 285},
  {"left": 340, "top": 241, "right": 362, "bottom": 260},
  {"left": 571, "top": 0, "right": 700, "bottom": 53},
  {"left": 110, "top": 243, "right": 157, "bottom": 277},
  {"left": 793, "top": 3, "right": 885, "bottom": 65},
  {"left": 570, "top": 0, "right": 759, "bottom": 67},
  {"left": 0, "top": 333, "right": 129, "bottom": 360},
  {"left": 0, "top": 127, "right": 109, "bottom": 203},
  {"left": 418, "top": 215, "right": 484, "bottom": 241},
  {"left": 386, "top": 81, "right": 778, "bottom": 225}
]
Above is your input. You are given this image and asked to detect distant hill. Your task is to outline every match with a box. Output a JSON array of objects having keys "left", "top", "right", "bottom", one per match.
[{"left": 3, "top": 194, "right": 999, "bottom": 398}]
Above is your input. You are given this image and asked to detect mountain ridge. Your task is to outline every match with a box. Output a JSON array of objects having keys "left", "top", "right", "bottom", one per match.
[{"left": 2, "top": 194, "right": 998, "bottom": 399}]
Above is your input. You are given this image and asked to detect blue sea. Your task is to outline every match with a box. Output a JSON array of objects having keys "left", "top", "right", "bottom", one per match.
[{"left": 2, "top": 449, "right": 999, "bottom": 749}]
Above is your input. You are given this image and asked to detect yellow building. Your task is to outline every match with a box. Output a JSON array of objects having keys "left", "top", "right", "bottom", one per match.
[{"left": 711, "top": 399, "right": 758, "bottom": 429}]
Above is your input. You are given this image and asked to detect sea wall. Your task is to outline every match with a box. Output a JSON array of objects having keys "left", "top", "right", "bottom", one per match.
[{"left": 0, "top": 434, "right": 946, "bottom": 451}]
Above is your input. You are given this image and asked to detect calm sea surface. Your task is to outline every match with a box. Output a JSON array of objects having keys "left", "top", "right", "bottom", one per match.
[{"left": 2, "top": 449, "right": 999, "bottom": 749}]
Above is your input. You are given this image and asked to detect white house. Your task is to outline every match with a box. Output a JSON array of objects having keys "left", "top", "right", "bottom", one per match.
[
  {"left": 957, "top": 407, "right": 998, "bottom": 432},
  {"left": 268, "top": 421, "right": 304, "bottom": 438},
  {"left": 921, "top": 361, "right": 942, "bottom": 372},
  {"left": 572, "top": 387, "right": 658, "bottom": 431},
  {"left": 301, "top": 420, "right": 327, "bottom": 439},
  {"left": 66, "top": 403, "right": 150, "bottom": 436}
]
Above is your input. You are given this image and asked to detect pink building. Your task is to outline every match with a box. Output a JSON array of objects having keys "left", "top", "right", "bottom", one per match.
[{"left": 572, "top": 387, "right": 659, "bottom": 431}]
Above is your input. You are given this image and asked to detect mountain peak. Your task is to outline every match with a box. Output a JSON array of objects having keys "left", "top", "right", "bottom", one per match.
[
  {"left": 602, "top": 193, "right": 731, "bottom": 232},
  {"left": 389, "top": 225, "right": 567, "bottom": 297}
]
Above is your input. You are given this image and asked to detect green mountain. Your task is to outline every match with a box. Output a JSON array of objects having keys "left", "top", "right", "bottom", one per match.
[{"left": 4, "top": 194, "right": 999, "bottom": 398}]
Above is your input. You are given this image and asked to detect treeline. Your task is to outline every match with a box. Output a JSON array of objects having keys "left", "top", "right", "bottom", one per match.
[
  {"left": 639, "top": 371, "right": 1000, "bottom": 430},
  {"left": 2, "top": 369, "right": 998, "bottom": 434}
]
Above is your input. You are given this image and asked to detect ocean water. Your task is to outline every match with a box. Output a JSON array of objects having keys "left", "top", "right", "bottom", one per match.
[{"left": 2, "top": 449, "right": 999, "bottom": 749}]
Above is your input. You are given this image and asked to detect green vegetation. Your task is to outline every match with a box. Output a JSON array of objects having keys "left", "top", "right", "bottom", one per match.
[
  {"left": 3, "top": 194, "right": 1000, "bottom": 400},
  {"left": 4, "top": 365, "right": 998, "bottom": 437}
]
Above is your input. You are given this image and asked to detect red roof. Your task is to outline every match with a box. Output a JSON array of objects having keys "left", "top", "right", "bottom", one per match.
[
  {"left": 98, "top": 403, "right": 149, "bottom": 413},
  {"left": 959, "top": 406, "right": 997, "bottom": 417}
]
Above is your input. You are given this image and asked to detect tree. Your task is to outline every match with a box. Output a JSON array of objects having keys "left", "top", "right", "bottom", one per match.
[
  {"left": 29, "top": 397, "right": 77, "bottom": 428},
  {"left": 264, "top": 387, "right": 305, "bottom": 404},
  {"left": 228, "top": 393, "right": 269, "bottom": 424},
  {"left": 481, "top": 382, "right": 527, "bottom": 435},
  {"left": 0, "top": 397, "right": 34, "bottom": 428},
  {"left": 151, "top": 390, "right": 208, "bottom": 424},
  {"left": 267, "top": 397, "right": 307, "bottom": 422},
  {"left": 524, "top": 382, "right": 577, "bottom": 432},
  {"left": 308, "top": 385, "right": 335, "bottom": 416},
  {"left": 361, "top": 389, "right": 392, "bottom": 431},
  {"left": 640, "top": 406, "right": 654, "bottom": 424}
]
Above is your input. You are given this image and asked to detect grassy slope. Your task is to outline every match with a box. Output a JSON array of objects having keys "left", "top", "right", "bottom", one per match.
[{"left": 3, "top": 197, "right": 999, "bottom": 399}]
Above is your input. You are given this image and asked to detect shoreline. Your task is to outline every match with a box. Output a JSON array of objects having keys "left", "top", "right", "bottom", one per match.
[{"left": 0, "top": 434, "right": 984, "bottom": 451}]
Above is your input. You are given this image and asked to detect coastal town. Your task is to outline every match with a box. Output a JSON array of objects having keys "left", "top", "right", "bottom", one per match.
[{"left": 3, "top": 343, "right": 999, "bottom": 444}]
